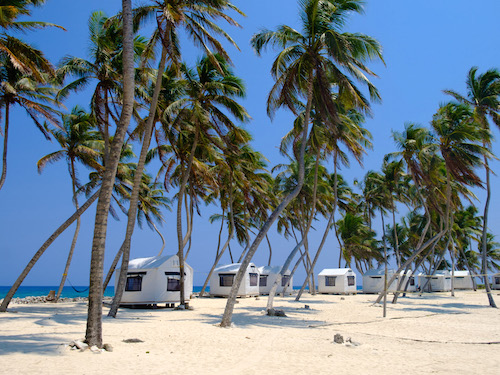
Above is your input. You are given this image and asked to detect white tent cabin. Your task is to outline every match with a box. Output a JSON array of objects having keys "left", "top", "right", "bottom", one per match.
[
  {"left": 258, "top": 266, "right": 293, "bottom": 295},
  {"left": 418, "top": 270, "right": 451, "bottom": 292},
  {"left": 362, "top": 268, "right": 416, "bottom": 294},
  {"left": 492, "top": 273, "right": 500, "bottom": 290},
  {"left": 451, "top": 270, "right": 474, "bottom": 290},
  {"left": 117, "top": 254, "right": 193, "bottom": 307},
  {"left": 209, "top": 263, "right": 260, "bottom": 297},
  {"left": 317, "top": 268, "right": 357, "bottom": 294}
]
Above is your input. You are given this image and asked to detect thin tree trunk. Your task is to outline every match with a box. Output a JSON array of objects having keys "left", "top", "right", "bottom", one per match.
[
  {"left": 0, "top": 192, "right": 98, "bottom": 312},
  {"left": 85, "top": 0, "right": 134, "bottom": 347},
  {"left": 176, "top": 127, "right": 199, "bottom": 308},
  {"left": 220, "top": 74, "right": 314, "bottom": 327},
  {"left": 56, "top": 161, "right": 80, "bottom": 301},
  {"left": 103, "top": 243, "right": 124, "bottom": 291},
  {"left": 481, "top": 156, "right": 497, "bottom": 307},
  {"left": 266, "top": 235, "right": 272, "bottom": 266},
  {"left": 392, "top": 203, "right": 401, "bottom": 268},
  {"left": 381, "top": 210, "right": 388, "bottom": 318},
  {"left": 295, "top": 150, "right": 337, "bottom": 301},
  {"left": 0, "top": 102, "right": 10, "bottom": 191},
  {"left": 107, "top": 44, "right": 168, "bottom": 319},
  {"left": 153, "top": 221, "right": 166, "bottom": 257}
]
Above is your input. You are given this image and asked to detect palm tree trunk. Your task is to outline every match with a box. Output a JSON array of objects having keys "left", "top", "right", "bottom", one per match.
[
  {"left": 220, "top": 73, "right": 314, "bottom": 327},
  {"left": 153, "top": 221, "right": 166, "bottom": 256},
  {"left": 266, "top": 235, "right": 272, "bottom": 266},
  {"left": 481, "top": 156, "right": 497, "bottom": 307},
  {"left": 85, "top": 0, "right": 134, "bottom": 347},
  {"left": 108, "top": 45, "right": 169, "bottom": 318},
  {"left": 392, "top": 202, "right": 401, "bottom": 268},
  {"left": 176, "top": 128, "right": 199, "bottom": 308},
  {"left": 56, "top": 160, "right": 80, "bottom": 301},
  {"left": 0, "top": 191, "right": 98, "bottom": 312},
  {"left": 381, "top": 210, "right": 388, "bottom": 318},
  {"left": 102, "top": 243, "right": 124, "bottom": 291},
  {"left": 0, "top": 102, "right": 10, "bottom": 191}
]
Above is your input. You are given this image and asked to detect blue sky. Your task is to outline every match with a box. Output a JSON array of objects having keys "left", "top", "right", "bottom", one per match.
[{"left": 1, "top": 0, "right": 500, "bottom": 287}]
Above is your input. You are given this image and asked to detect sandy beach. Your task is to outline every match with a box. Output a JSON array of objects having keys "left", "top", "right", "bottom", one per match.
[{"left": 1, "top": 291, "right": 499, "bottom": 374}]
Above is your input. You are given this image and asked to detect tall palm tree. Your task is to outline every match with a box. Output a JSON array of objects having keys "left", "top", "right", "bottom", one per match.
[
  {"left": 444, "top": 67, "right": 500, "bottom": 308},
  {"left": 85, "top": 0, "right": 135, "bottom": 348},
  {"left": 431, "top": 101, "right": 489, "bottom": 296},
  {"left": 0, "top": 56, "right": 60, "bottom": 191},
  {"left": 110, "top": 0, "right": 244, "bottom": 316},
  {"left": 37, "top": 106, "right": 100, "bottom": 300},
  {"left": 221, "top": 0, "right": 383, "bottom": 326}
]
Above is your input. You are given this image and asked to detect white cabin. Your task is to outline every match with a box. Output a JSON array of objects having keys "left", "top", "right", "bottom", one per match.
[
  {"left": 451, "top": 270, "right": 474, "bottom": 290},
  {"left": 418, "top": 270, "right": 451, "bottom": 292},
  {"left": 363, "top": 268, "right": 415, "bottom": 294},
  {"left": 492, "top": 273, "right": 500, "bottom": 290},
  {"left": 117, "top": 255, "right": 193, "bottom": 307},
  {"left": 317, "top": 268, "right": 357, "bottom": 294},
  {"left": 258, "top": 266, "right": 293, "bottom": 295},
  {"left": 209, "top": 263, "right": 260, "bottom": 297}
]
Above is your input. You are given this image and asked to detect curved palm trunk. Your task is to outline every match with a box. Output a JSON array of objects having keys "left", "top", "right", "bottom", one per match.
[
  {"left": 481, "top": 156, "right": 497, "bottom": 307},
  {"left": 220, "top": 75, "right": 313, "bottom": 327},
  {"left": 282, "top": 249, "right": 306, "bottom": 296},
  {"left": 266, "top": 237, "right": 306, "bottom": 310},
  {"left": 108, "top": 45, "right": 169, "bottom": 318},
  {"left": 153, "top": 221, "right": 166, "bottom": 256},
  {"left": 0, "top": 191, "right": 98, "bottom": 312},
  {"left": 56, "top": 162, "right": 80, "bottom": 301},
  {"left": 199, "top": 188, "right": 235, "bottom": 296},
  {"left": 85, "top": 0, "right": 134, "bottom": 347},
  {"left": 0, "top": 103, "right": 10, "bottom": 191},
  {"left": 266, "top": 235, "right": 272, "bottom": 266},
  {"left": 102, "top": 243, "right": 124, "bottom": 291},
  {"left": 392, "top": 202, "right": 401, "bottom": 268}
]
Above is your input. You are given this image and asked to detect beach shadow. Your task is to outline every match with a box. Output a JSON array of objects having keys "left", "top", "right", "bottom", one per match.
[{"left": 0, "top": 333, "right": 68, "bottom": 356}]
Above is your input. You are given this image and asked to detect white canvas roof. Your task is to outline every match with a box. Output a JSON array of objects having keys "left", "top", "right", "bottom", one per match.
[
  {"left": 214, "top": 263, "right": 256, "bottom": 273},
  {"left": 364, "top": 268, "right": 393, "bottom": 276},
  {"left": 258, "top": 266, "right": 289, "bottom": 274},
  {"left": 452, "top": 270, "right": 470, "bottom": 276},
  {"left": 319, "top": 268, "right": 352, "bottom": 276},
  {"left": 127, "top": 255, "right": 175, "bottom": 270}
]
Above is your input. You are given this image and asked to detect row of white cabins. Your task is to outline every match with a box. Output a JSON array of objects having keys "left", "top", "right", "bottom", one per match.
[{"left": 116, "top": 254, "right": 500, "bottom": 306}]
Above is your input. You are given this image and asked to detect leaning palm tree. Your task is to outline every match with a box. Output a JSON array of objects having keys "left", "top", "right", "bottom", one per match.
[
  {"left": 0, "top": 56, "right": 60, "bottom": 191},
  {"left": 37, "top": 106, "right": 101, "bottom": 301},
  {"left": 85, "top": 0, "right": 135, "bottom": 348},
  {"left": 221, "top": 0, "right": 383, "bottom": 326},
  {"left": 431, "top": 101, "right": 489, "bottom": 296},
  {"left": 444, "top": 67, "right": 500, "bottom": 308}
]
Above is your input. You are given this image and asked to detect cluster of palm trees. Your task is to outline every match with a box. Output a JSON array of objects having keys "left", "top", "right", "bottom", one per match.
[{"left": 1, "top": 0, "right": 499, "bottom": 347}]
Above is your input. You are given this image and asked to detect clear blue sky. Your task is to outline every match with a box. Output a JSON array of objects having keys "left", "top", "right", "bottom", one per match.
[{"left": 1, "top": 0, "right": 500, "bottom": 287}]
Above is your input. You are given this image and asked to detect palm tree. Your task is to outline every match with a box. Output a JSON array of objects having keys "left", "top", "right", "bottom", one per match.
[
  {"left": 110, "top": 0, "right": 244, "bottom": 316},
  {"left": 0, "top": 0, "right": 63, "bottom": 81},
  {"left": 431, "top": 102, "right": 489, "bottom": 295},
  {"left": 0, "top": 56, "right": 60, "bottom": 191},
  {"left": 444, "top": 67, "right": 500, "bottom": 308},
  {"left": 85, "top": 0, "right": 135, "bottom": 348},
  {"left": 37, "top": 106, "right": 100, "bottom": 300},
  {"left": 221, "top": 0, "right": 383, "bottom": 326}
]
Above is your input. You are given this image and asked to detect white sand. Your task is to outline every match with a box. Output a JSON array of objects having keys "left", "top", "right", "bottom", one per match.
[{"left": 1, "top": 291, "right": 499, "bottom": 374}]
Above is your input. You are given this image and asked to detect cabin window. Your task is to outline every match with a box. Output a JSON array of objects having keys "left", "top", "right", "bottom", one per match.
[
  {"left": 125, "top": 272, "right": 146, "bottom": 291},
  {"left": 249, "top": 273, "right": 258, "bottom": 286},
  {"left": 371, "top": 276, "right": 382, "bottom": 279},
  {"left": 165, "top": 272, "right": 181, "bottom": 292},
  {"left": 495, "top": 277, "right": 500, "bottom": 285},
  {"left": 347, "top": 276, "right": 355, "bottom": 286},
  {"left": 219, "top": 274, "right": 234, "bottom": 287},
  {"left": 409, "top": 277, "right": 415, "bottom": 286},
  {"left": 260, "top": 275, "right": 268, "bottom": 287},
  {"left": 456, "top": 277, "right": 464, "bottom": 279},
  {"left": 281, "top": 275, "right": 291, "bottom": 287},
  {"left": 325, "top": 276, "right": 336, "bottom": 287}
]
